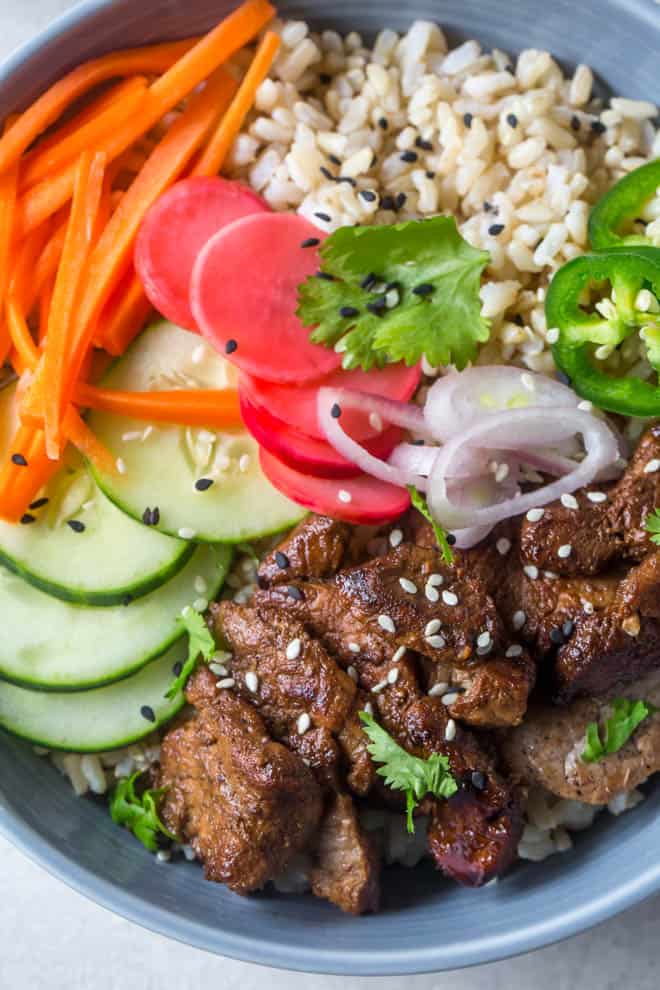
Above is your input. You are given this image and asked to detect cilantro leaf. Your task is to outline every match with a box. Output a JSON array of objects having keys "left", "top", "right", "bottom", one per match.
[
  {"left": 359, "top": 711, "right": 457, "bottom": 833},
  {"left": 165, "top": 606, "right": 216, "bottom": 700},
  {"left": 407, "top": 485, "right": 454, "bottom": 565},
  {"left": 297, "top": 217, "right": 490, "bottom": 372},
  {"left": 109, "top": 771, "right": 175, "bottom": 852},
  {"left": 581, "top": 698, "right": 656, "bottom": 763},
  {"left": 646, "top": 508, "right": 660, "bottom": 545}
]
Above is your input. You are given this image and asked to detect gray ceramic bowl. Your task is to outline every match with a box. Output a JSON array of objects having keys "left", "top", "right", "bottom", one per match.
[{"left": 1, "top": 0, "right": 659, "bottom": 976}]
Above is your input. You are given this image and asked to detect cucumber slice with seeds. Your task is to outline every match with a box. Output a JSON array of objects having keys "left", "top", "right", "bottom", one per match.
[
  {"left": 0, "top": 543, "right": 231, "bottom": 691},
  {"left": 0, "top": 640, "right": 188, "bottom": 751},
  {"left": 88, "top": 321, "right": 305, "bottom": 543},
  {"left": 0, "top": 384, "right": 193, "bottom": 605}
]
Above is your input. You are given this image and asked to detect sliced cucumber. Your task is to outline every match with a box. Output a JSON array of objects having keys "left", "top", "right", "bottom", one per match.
[
  {"left": 0, "top": 544, "right": 231, "bottom": 691},
  {"left": 0, "top": 385, "right": 193, "bottom": 605},
  {"left": 0, "top": 640, "right": 188, "bottom": 751},
  {"left": 88, "top": 321, "right": 305, "bottom": 543}
]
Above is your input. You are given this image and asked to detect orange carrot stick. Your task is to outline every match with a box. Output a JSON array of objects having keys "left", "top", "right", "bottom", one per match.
[
  {"left": 6, "top": 297, "right": 39, "bottom": 369},
  {"left": 0, "top": 38, "right": 200, "bottom": 174},
  {"left": 34, "top": 217, "right": 68, "bottom": 298},
  {"left": 20, "top": 75, "right": 148, "bottom": 190},
  {"left": 63, "top": 407, "right": 117, "bottom": 475},
  {"left": 96, "top": 271, "right": 153, "bottom": 355},
  {"left": 41, "top": 151, "right": 106, "bottom": 458},
  {"left": 193, "top": 30, "right": 280, "bottom": 177},
  {"left": 0, "top": 119, "right": 19, "bottom": 363},
  {"left": 0, "top": 425, "right": 60, "bottom": 522},
  {"left": 63, "top": 70, "right": 237, "bottom": 401},
  {"left": 14, "top": 0, "right": 273, "bottom": 235},
  {"left": 75, "top": 384, "right": 242, "bottom": 428}
]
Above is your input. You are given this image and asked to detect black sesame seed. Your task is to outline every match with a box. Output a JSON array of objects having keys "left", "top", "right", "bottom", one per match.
[
  {"left": 328, "top": 154, "right": 341, "bottom": 166},
  {"left": 556, "top": 371, "right": 571, "bottom": 386},
  {"left": 366, "top": 298, "right": 387, "bottom": 316},
  {"left": 550, "top": 627, "right": 565, "bottom": 645},
  {"left": 425, "top": 170, "right": 436, "bottom": 179},
  {"left": 330, "top": 403, "right": 342, "bottom": 418},
  {"left": 20, "top": 513, "right": 36, "bottom": 525},
  {"left": 483, "top": 200, "right": 494, "bottom": 213},
  {"left": 314, "top": 211, "right": 332, "bottom": 222},
  {"left": 275, "top": 551, "right": 290, "bottom": 570},
  {"left": 380, "top": 194, "right": 395, "bottom": 211},
  {"left": 562, "top": 620, "right": 575, "bottom": 638},
  {"left": 506, "top": 112, "right": 518, "bottom": 128},
  {"left": 360, "top": 272, "right": 377, "bottom": 290},
  {"left": 412, "top": 283, "right": 435, "bottom": 297},
  {"left": 316, "top": 271, "right": 335, "bottom": 281},
  {"left": 287, "top": 585, "right": 305, "bottom": 601},
  {"left": 11, "top": 453, "right": 27, "bottom": 467},
  {"left": 488, "top": 223, "right": 505, "bottom": 236},
  {"left": 415, "top": 136, "right": 433, "bottom": 151},
  {"left": 29, "top": 497, "right": 49, "bottom": 510},
  {"left": 370, "top": 153, "right": 378, "bottom": 168},
  {"left": 301, "top": 237, "right": 320, "bottom": 248},
  {"left": 195, "top": 478, "right": 214, "bottom": 492},
  {"left": 320, "top": 165, "right": 335, "bottom": 180},
  {"left": 463, "top": 112, "right": 473, "bottom": 128},
  {"left": 591, "top": 119, "right": 606, "bottom": 135},
  {"left": 400, "top": 150, "right": 418, "bottom": 163},
  {"left": 142, "top": 507, "right": 154, "bottom": 525},
  {"left": 513, "top": 314, "right": 524, "bottom": 327},
  {"left": 67, "top": 520, "right": 85, "bottom": 533},
  {"left": 225, "top": 339, "right": 238, "bottom": 355},
  {"left": 359, "top": 189, "right": 377, "bottom": 202},
  {"left": 319, "top": 73, "right": 332, "bottom": 84},
  {"left": 471, "top": 771, "right": 487, "bottom": 791},
  {"left": 446, "top": 534, "right": 457, "bottom": 546},
  {"left": 411, "top": 438, "right": 425, "bottom": 446},
  {"left": 337, "top": 175, "right": 357, "bottom": 187},
  {"left": 151, "top": 507, "right": 160, "bottom": 526},
  {"left": 570, "top": 114, "right": 581, "bottom": 131},
  {"left": 395, "top": 192, "right": 407, "bottom": 210},
  {"left": 122, "top": 594, "right": 133, "bottom": 606},
  {"left": 172, "top": 661, "right": 183, "bottom": 677},
  {"left": 140, "top": 705, "right": 156, "bottom": 723},
  {"left": 378, "top": 117, "right": 388, "bottom": 130},
  {"left": 339, "top": 307, "right": 359, "bottom": 319}
]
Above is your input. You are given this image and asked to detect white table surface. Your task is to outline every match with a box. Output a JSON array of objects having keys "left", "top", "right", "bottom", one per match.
[{"left": 2, "top": 3, "right": 660, "bottom": 987}]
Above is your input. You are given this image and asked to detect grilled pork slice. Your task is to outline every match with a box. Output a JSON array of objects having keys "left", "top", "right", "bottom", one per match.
[
  {"left": 502, "top": 667, "right": 660, "bottom": 804},
  {"left": 311, "top": 793, "right": 380, "bottom": 914},
  {"left": 158, "top": 666, "right": 322, "bottom": 894},
  {"left": 518, "top": 424, "right": 660, "bottom": 576},
  {"left": 259, "top": 515, "right": 353, "bottom": 588}
]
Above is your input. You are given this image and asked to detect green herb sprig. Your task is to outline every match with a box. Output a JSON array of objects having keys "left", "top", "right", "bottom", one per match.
[
  {"left": 165, "top": 606, "right": 216, "bottom": 700},
  {"left": 645, "top": 508, "right": 660, "bottom": 545},
  {"left": 109, "top": 771, "right": 175, "bottom": 852},
  {"left": 407, "top": 485, "right": 454, "bottom": 565},
  {"left": 581, "top": 698, "right": 657, "bottom": 763}
]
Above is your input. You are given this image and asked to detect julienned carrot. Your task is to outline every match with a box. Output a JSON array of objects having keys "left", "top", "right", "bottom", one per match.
[
  {"left": 75, "top": 384, "right": 242, "bottom": 428},
  {"left": 34, "top": 217, "right": 68, "bottom": 299},
  {"left": 0, "top": 425, "right": 60, "bottom": 523},
  {"left": 38, "top": 277, "right": 54, "bottom": 343},
  {"left": 20, "top": 75, "right": 149, "bottom": 190},
  {"left": 14, "top": 0, "right": 273, "bottom": 236},
  {"left": 63, "top": 70, "right": 238, "bottom": 405},
  {"left": 96, "top": 271, "right": 153, "bottom": 354},
  {"left": 6, "top": 297, "right": 39, "bottom": 370},
  {"left": 0, "top": 38, "right": 200, "bottom": 175},
  {"left": 7, "top": 221, "right": 52, "bottom": 311},
  {"left": 63, "top": 407, "right": 117, "bottom": 475},
  {"left": 0, "top": 120, "right": 19, "bottom": 363},
  {"left": 193, "top": 30, "right": 281, "bottom": 177},
  {"left": 41, "top": 151, "right": 106, "bottom": 459}
]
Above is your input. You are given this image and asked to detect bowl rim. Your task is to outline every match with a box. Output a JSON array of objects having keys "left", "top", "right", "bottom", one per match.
[{"left": 2, "top": 0, "right": 660, "bottom": 975}]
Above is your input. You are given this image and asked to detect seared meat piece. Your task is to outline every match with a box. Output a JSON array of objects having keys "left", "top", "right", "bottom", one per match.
[
  {"left": 519, "top": 424, "right": 660, "bottom": 576},
  {"left": 158, "top": 667, "right": 322, "bottom": 894},
  {"left": 255, "top": 542, "right": 535, "bottom": 728},
  {"left": 287, "top": 727, "right": 342, "bottom": 791},
  {"left": 310, "top": 793, "right": 380, "bottom": 914},
  {"left": 502, "top": 667, "right": 660, "bottom": 804},
  {"left": 259, "top": 515, "right": 352, "bottom": 588},
  {"left": 336, "top": 697, "right": 379, "bottom": 796}
]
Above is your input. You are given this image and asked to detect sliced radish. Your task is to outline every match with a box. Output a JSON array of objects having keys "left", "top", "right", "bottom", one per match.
[
  {"left": 259, "top": 449, "right": 411, "bottom": 524},
  {"left": 241, "top": 361, "right": 421, "bottom": 442},
  {"left": 135, "top": 177, "right": 269, "bottom": 331},
  {"left": 239, "top": 391, "right": 401, "bottom": 479},
  {"left": 190, "top": 212, "right": 341, "bottom": 384}
]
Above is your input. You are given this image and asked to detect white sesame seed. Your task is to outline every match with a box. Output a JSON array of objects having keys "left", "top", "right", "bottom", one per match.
[
  {"left": 587, "top": 491, "right": 608, "bottom": 503},
  {"left": 526, "top": 508, "right": 545, "bottom": 523},
  {"left": 296, "top": 713, "right": 311, "bottom": 734},
  {"left": 348, "top": 642, "right": 361, "bottom": 653},
  {"left": 521, "top": 373, "right": 536, "bottom": 392},
  {"left": 194, "top": 576, "right": 208, "bottom": 595},
  {"left": 245, "top": 671, "right": 259, "bottom": 693},
  {"left": 546, "top": 327, "right": 560, "bottom": 345},
  {"left": 378, "top": 614, "right": 396, "bottom": 633},
  {"left": 441, "top": 691, "right": 459, "bottom": 706},
  {"left": 193, "top": 597, "right": 208, "bottom": 612},
  {"left": 427, "top": 573, "right": 444, "bottom": 587},
  {"left": 557, "top": 544, "right": 573, "bottom": 559},
  {"left": 427, "top": 635, "right": 446, "bottom": 649},
  {"left": 425, "top": 619, "right": 442, "bottom": 637},
  {"left": 496, "top": 537, "right": 511, "bottom": 556},
  {"left": 392, "top": 645, "right": 406, "bottom": 663},
  {"left": 577, "top": 400, "right": 593, "bottom": 412},
  {"left": 523, "top": 565, "right": 539, "bottom": 580},
  {"left": 156, "top": 849, "right": 171, "bottom": 863},
  {"left": 495, "top": 462, "right": 510, "bottom": 483},
  {"left": 506, "top": 644, "right": 523, "bottom": 658},
  {"left": 387, "top": 667, "right": 399, "bottom": 685},
  {"left": 442, "top": 590, "right": 459, "bottom": 606},
  {"left": 477, "top": 631, "right": 491, "bottom": 648},
  {"left": 644, "top": 459, "right": 660, "bottom": 474},
  {"left": 141, "top": 425, "right": 154, "bottom": 442},
  {"left": 363, "top": 701, "right": 374, "bottom": 715},
  {"left": 428, "top": 682, "right": 449, "bottom": 697},
  {"left": 544, "top": 571, "right": 559, "bottom": 580},
  {"left": 583, "top": 600, "right": 595, "bottom": 615},
  {"left": 369, "top": 412, "right": 383, "bottom": 431},
  {"left": 239, "top": 454, "right": 251, "bottom": 473},
  {"left": 286, "top": 638, "right": 302, "bottom": 660},
  {"left": 191, "top": 344, "right": 206, "bottom": 365},
  {"left": 425, "top": 584, "right": 440, "bottom": 603},
  {"left": 399, "top": 577, "right": 418, "bottom": 594},
  {"left": 338, "top": 489, "right": 352, "bottom": 503},
  {"left": 371, "top": 679, "right": 388, "bottom": 694},
  {"left": 216, "top": 677, "right": 236, "bottom": 690},
  {"left": 444, "top": 718, "right": 457, "bottom": 742},
  {"left": 513, "top": 610, "right": 526, "bottom": 630},
  {"left": 594, "top": 344, "right": 613, "bottom": 360},
  {"left": 560, "top": 493, "right": 579, "bottom": 510},
  {"left": 209, "top": 662, "right": 228, "bottom": 676},
  {"left": 121, "top": 430, "right": 143, "bottom": 442},
  {"left": 178, "top": 527, "right": 196, "bottom": 539},
  {"left": 389, "top": 528, "right": 403, "bottom": 548},
  {"left": 347, "top": 665, "right": 358, "bottom": 682},
  {"left": 116, "top": 457, "right": 127, "bottom": 475}
]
